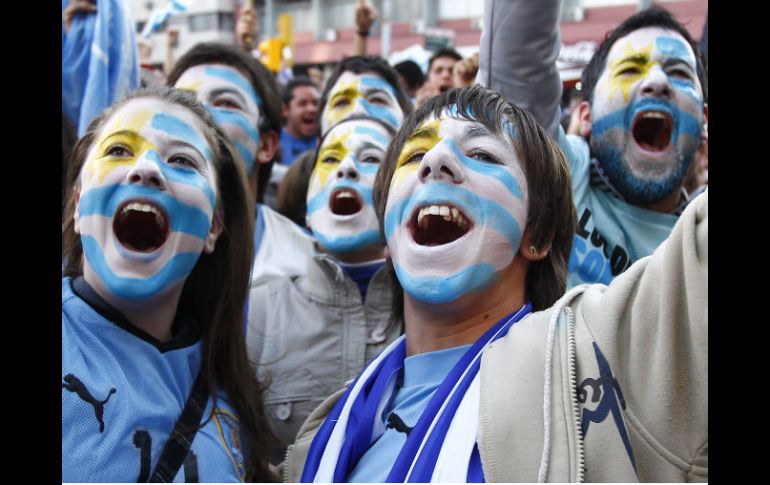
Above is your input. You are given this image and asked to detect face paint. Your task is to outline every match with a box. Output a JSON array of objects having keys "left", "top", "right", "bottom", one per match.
[
  {"left": 320, "top": 72, "right": 404, "bottom": 134},
  {"left": 76, "top": 97, "right": 218, "bottom": 301},
  {"left": 590, "top": 27, "right": 705, "bottom": 204},
  {"left": 174, "top": 64, "right": 262, "bottom": 173},
  {"left": 384, "top": 111, "right": 528, "bottom": 304},
  {"left": 306, "top": 119, "right": 391, "bottom": 254}
]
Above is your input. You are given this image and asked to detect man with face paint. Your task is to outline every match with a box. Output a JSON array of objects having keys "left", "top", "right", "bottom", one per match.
[
  {"left": 62, "top": 87, "right": 276, "bottom": 482},
  {"left": 281, "top": 85, "right": 707, "bottom": 483},
  {"left": 477, "top": 1, "right": 708, "bottom": 288},
  {"left": 247, "top": 114, "right": 402, "bottom": 464},
  {"left": 167, "top": 42, "right": 316, "bottom": 287}
]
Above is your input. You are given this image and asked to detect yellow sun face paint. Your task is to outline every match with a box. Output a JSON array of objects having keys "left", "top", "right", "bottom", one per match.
[
  {"left": 605, "top": 41, "right": 657, "bottom": 103},
  {"left": 312, "top": 128, "right": 352, "bottom": 187},
  {"left": 325, "top": 77, "right": 361, "bottom": 127},
  {"left": 390, "top": 119, "right": 441, "bottom": 191}
]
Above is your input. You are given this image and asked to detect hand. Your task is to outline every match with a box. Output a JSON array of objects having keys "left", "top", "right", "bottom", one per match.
[
  {"left": 167, "top": 29, "right": 179, "bottom": 49},
  {"left": 452, "top": 52, "right": 479, "bottom": 88},
  {"left": 355, "top": 0, "right": 378, "bottom": 35},
  {"left": 237, "top": 8, "right": 259, "bottom": 48},
  {"left": 62, "top": 0, "right": 97, "bottom": 34},
  {"left": 414, "top": 82, "right": 441, "bottom": 108}
]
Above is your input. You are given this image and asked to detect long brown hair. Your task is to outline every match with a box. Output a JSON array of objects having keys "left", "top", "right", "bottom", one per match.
[{"left": 62, "top": 86, "right": 276, "bottom": 481}]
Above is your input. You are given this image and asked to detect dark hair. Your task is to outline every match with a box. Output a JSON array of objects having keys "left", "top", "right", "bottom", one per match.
[
  {"left": 282, "top": 76, "right": 320, "bottom": 105},
  {"left": 580, "top": 6, "right": 708, "bottom": 105},
  {"left": 62, "top": 86, "right": 276, "bottom": 482},
  {"left": 393, "top": 60, "right": 425, "bottom": 91},
  {"left": 373, "top": 85, "right": 576, "bottom": 321},
  {"left": 427, "top": 47, "right": 463, "bottom": 72},
  {"left": 166, "top": 42, "right": 284, "bottom": 203},
  {"left": 277, "top": 149, "right": 316, "bottom": 227},
  {"left": 62, "top": 112, "right": 78, "bottom": 217},
  {"left": 318, "top": 56, "right": 412, "bottom": 127}
]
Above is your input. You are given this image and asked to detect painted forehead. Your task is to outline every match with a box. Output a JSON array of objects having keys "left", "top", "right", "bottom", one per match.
[
  {"left": 329, "top": 71, "right": 398, "bottom": 98},
  {"left": 95, "top": 97, "right": 212, "bottom": 161},
  {"left": 608, "top": 27, "right": 697, "bottom": 68},
  {"left": 175, "top": 63, "right": 263, "bottom": 107},
  {"left": 320, "top": 119, "right": 391, "bottom": 151},
  {"left": 410, "top": 108, "right": 516, "bottom": 145}
]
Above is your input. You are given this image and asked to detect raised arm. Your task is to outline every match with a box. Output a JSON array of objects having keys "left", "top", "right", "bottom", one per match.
[{"left": 477, "top": 0, "right": 563, "bottom": 137}]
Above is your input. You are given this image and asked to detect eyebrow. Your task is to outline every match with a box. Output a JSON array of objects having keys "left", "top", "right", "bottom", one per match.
[
  {"left": 210, "top": 87, "right": 248, "bottom": 105},
  {"left": 463, "top": 124, "right": 494, "bottom": 139},
  {"left": 616, "top": 54, "right": 649, "bottom": 65},
  {"left": 319, "top": 140, "right": 346, "bottom": 153},
  {"left": 406, "top": 124, "right": 438, "bottom": 143},
  {"left": 98, "top": 130, "right": 140, "bottom": 149},
  {"left": 661, "top": 58, "right": 695, "bottom": 70},
  {"left": 330, "top": 88, "right": 360, "bottom": 99},
  {"left": 357, "top": 140, "right": 386, "bottom": 153}
]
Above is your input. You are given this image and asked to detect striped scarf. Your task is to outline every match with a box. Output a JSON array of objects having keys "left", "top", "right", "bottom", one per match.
[{"left": 301, "top": 303, "right": 532, "bottom": 482}]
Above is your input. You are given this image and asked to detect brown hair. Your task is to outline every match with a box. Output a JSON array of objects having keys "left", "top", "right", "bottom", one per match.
[
  {"left": 276, "top": 149, "right": 316, "bottom": 228},
  {"left": 62, "top": 86, "right": 276, "bottom": 481},
  {"left": 372, "top": 85, "right": 576, "bottom": 321}
]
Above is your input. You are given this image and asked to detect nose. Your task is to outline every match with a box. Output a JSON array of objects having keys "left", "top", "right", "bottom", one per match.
[
  {"left": 126, "top": 150, "right": 167, "bottom": 190},
  {"left": 336, "top": 155, "right": 360, "bottom": 182},
  {"left": 639, "top": 65, "right": 673, "bottom": 99},
  {"left": 418, "top": 140, "right": 465, "bottom": 184}
]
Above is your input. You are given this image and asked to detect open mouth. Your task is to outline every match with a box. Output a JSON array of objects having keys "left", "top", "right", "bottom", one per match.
[
  {"left": 632, "top": 111, "right": 673, "bottom": 152},
  {"left": 409, "top": 204, "right": 472, "bottom": 246},
  {"left": 329, "top": 188, "right": 363, "bottom": 216},
  {"left": 301, "top": 115, "right": 317, "bottom": 130},
  {"left": 439, "top": 84, "right": 452, "bottom": 93},
  {"left": 113, "top": 200, "right": 169, "bottom": 253}
]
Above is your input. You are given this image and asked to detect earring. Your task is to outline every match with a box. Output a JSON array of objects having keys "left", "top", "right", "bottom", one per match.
[{"left": 529, "top": 246, "right": 537, "bottom": 255}]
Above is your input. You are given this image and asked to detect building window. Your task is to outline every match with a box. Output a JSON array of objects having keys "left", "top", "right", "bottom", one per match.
[{"left": 188, "top": 12, "right": 235, "bottom": 32}]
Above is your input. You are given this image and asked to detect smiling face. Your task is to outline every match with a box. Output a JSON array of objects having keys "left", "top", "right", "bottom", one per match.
[
  {"left": 174, "top": 64, "right": 262, "bottom": 173},
  {"left": 589, "top": 27, "right": 705, "bottom": 204},
  {"left": 74, "top": 97, "right": 220, "bottom": 302},
  {"left": 320, "top": 72, "right": 404, "bottom": 134},
  {"left": 383, "top": 111, "right": 529, "bottom": 304},
  {"left": 306, "top": 118, "right": 391, "bottom": 254}
]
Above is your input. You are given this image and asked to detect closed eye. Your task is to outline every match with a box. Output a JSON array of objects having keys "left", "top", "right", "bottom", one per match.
[
  {"left": 105, "top": 144, "right": 132, "bottom": 158},
  {"left": 469, "top": 150, "right": 501, "bottom": 164},
  {"left": 331, "top": 97, "right": 351, "bottom": 109},
  {"left": 213, "top": 97, "right": 243, "bottom": 110},
  {"left": 322, "top": 156, "right": 339, "bottom": 164},
  {"left": 168, "top": 154, "right": 198, "bottom": 169},
  {"left": 366, "top": 94, "right": 390, "bottom": 106},
  {"left": 403, "top": 151, "right": 425, "bottom": 165}
]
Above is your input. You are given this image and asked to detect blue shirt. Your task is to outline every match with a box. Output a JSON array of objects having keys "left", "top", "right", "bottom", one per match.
[
  {"left": 347, "top": 344, "right": 471, "bottom": 482},
  {"left": 339, "top": 259, "right": 386, "bottom": 301},
  {"left": 279, "top": 129, "right": 317, "bottom": 166}
]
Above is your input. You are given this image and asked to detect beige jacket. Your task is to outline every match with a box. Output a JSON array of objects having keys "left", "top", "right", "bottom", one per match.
[{"left": 282, "top": 190, "right": 707, "bottom": 482}]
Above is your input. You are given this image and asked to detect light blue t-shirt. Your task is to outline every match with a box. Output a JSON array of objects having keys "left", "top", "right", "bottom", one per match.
[
  {"left": 559, "top": 130, "right": 679, "bottom": 288},
  {"left": 347, "top": 344, "right": 471, "bottom": 482}
]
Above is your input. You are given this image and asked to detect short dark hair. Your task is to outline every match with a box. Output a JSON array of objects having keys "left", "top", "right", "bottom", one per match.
[
  {"left": 373, "top": 85, "right": 575, "bottom": 321},
  {"left": 167, "top": 42, "right": 284, "bottom": 202},
  {"left": 393, "top": 60, "right": 425, "bottom": 91},
  {"left": 427, "top": 48, "right": 462, "bottom": 72},
  {"left": 318, "top": 56, "right": 412, "bottom": 126},
  {"left": 277, "top": 149, "right": 316, "bottom": 227},
  {"left": 580, "top": 6, "right": 708, "bottom": 105},
  {"left": 282, "top": 76, "right": 319, "bottom": 105}
]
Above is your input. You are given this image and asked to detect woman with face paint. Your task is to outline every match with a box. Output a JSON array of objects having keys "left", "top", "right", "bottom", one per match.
[
  {"left": 61, "top": 87, "right": 276, "bottom": 482},
  {"left": 284, "top": 86, "right": 708, "bottom": 482},
  {"left": 167, "top": 42, "right": 316, "bottom": 288},
  {"left": 246, "top": 115, "right": 403, "bottom": 463}
]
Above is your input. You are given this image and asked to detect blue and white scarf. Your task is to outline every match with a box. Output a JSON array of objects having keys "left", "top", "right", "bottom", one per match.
[{"left": 302, "top": 303, "right": 532, "bottom": 483}]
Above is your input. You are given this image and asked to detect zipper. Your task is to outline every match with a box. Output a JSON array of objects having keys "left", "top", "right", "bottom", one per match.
[
  {"left": 282, "top": 444, "right": 293, "bottom": 482},
  {"left": 565, "top": 306, "right": 585, "bottom": 482}
]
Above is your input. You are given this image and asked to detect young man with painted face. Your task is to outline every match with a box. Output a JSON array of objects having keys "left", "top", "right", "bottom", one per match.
[
  {"left": 477, "top": 1, "right": 707, "bottom": 287},
  {"left": 247, "top": 114, "right": 403, "bottom": 464},
  {"left": 62, "top": 87, "right": 275, "bottom": 481},
  {"left": 319, "top": 56, "right": 412, "bottom": 135},
  {"left": 167, "top": 42, "right": 316, "bottom": 287},
  {"left": 281, "top": 85, "right": 707, "bottom": 482}
]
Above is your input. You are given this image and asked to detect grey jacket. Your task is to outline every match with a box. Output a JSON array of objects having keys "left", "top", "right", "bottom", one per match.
[
  {"left": 281, "top": 191, "right": 707, "bottom": 482},
  {"left": 247, "top": 251, "right": 401, "bottom": 461}
]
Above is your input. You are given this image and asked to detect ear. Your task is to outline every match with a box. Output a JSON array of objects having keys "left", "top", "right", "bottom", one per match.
[
  {"left": 577, "top": 100, "right": 592, "bottom": 138},
  {"left": 203, "top": 208, "right": 224, "bottom": 254},
  {"left": 282, "top": 103, "right": 290, "bottom": 120},
  {"left": 701, "top": 103, "right": 708, "bottom": 139},
  {"left": 256, "top": 130, "right": 280, "bottom": 165},
  {"left": 73, "top": 191, "right": 82, "bottom": 235},
  {"left": 518, "top": 228, "right": 551, "bottom": 262}
]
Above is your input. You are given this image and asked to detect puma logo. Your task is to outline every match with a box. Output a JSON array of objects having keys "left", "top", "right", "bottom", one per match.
[
  {"left": 386, "top": 413, "right": 413, "bottom": 436},
  {"left": 62, "top": 374, "right": 116, "bottom": 433}
]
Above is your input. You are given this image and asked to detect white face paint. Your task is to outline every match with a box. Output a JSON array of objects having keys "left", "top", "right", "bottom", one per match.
[
  {"left": 75, "top": 97, "right": 219, "bottom": 302},
  {"left": 306, "top": 119, "right": 392, "bottom": 254},
  {"left": 174, "top": 64, "right": 262, "bottom": 173},
  {"left": 590, "top": 27, "right": 705, "bottom": 204},
  {"left": 320, "top": 71, "right": 404, "bottom": 134},
  {"left": 383, "top": 112, "right": 529, "bottom": 304}
]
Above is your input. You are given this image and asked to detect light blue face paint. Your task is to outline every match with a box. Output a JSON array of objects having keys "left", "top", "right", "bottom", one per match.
[
  {"left": 81, "top": 235, "right": 202, "bottom": 300},
  {"left": 142, "top": 149, "right": 216, "bottom": 208},
  {"left": 359, "top": 76, "right": 399, "bottom": 98},
  {"left": 314, "top": 229, "right": 382, "bottom": 254},
  {"left": 591, "top": 98, "right": 702, "bottom": 141},
  {"left": 79, "top": 184, "right": 213, "bottom": 239},
  {"left": 151, "top": 112, "right": 212, "bottom": 161},
  {"left": 205, "top": 65, "right": 263, "bottom": 107},
  {"left": 384, "top": 183, "right": 522, "bottom": 250},
  {"left": 207, "top": 107, "right": 260, "bottom": 172},
  {"left": 670, "top": 78, "right": 702, "bottom": 103},
  {"left": 656, "top": 36, "right": 696, "bottom": 66},
  {"left": 444, "top": 139, "right": 523, "bottom": 200},
  {"left": 352, "top": 125, "right": 390, "bottom": 147},
  {"left": 394, "top": 262, "right": 497, "bottom": 304},
  {"left": 361, "top": 101, "right": 400, "bottom": 130}
]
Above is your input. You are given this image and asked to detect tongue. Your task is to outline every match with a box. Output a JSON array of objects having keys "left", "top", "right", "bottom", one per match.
[{"left": 114, "top": 210, "right": 167, "bottom": 252}]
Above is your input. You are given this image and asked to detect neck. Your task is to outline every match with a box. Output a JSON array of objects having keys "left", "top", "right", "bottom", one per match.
[
  {"left": 83, "top": 266, "right": 183, "bottom": 343},
  {"left": 319, "top": 242, "right": 386, "bottom": 264},
  {"left": 286, "top": 125, "right": 310, "bottom": 140},
  {"left": 641, "top": 185, "right": 682, "bottom": 213},
  {"left": 403, "top": 258, "right": 528, "bottom": 356}
]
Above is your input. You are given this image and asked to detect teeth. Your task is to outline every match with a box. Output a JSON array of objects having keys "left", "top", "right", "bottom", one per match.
[
  {"left": 643, "top": 112, "right": 666, "bottom": 119},
  {"left": 336, "top": 190, "right": 355, "bottom": 199},
  {"left": 416, "top": 205, "right": 470, "bottom": 228},
  {"left": 428, "top": 205, "right": 440, "bottom": 215},
  {"left": 122, "top": 202, "right": 163, "bottom": 226},
  {"left": 451, "top": 208, "right": 459, "bottom": 219}
]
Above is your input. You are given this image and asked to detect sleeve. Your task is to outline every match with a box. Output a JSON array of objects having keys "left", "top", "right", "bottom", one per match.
[
  {"left": 476, "top": 0, "right": 563, "bottom": 138},
  {"left": 577, "top": 190, "right": 708, "bottom": 476}
]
